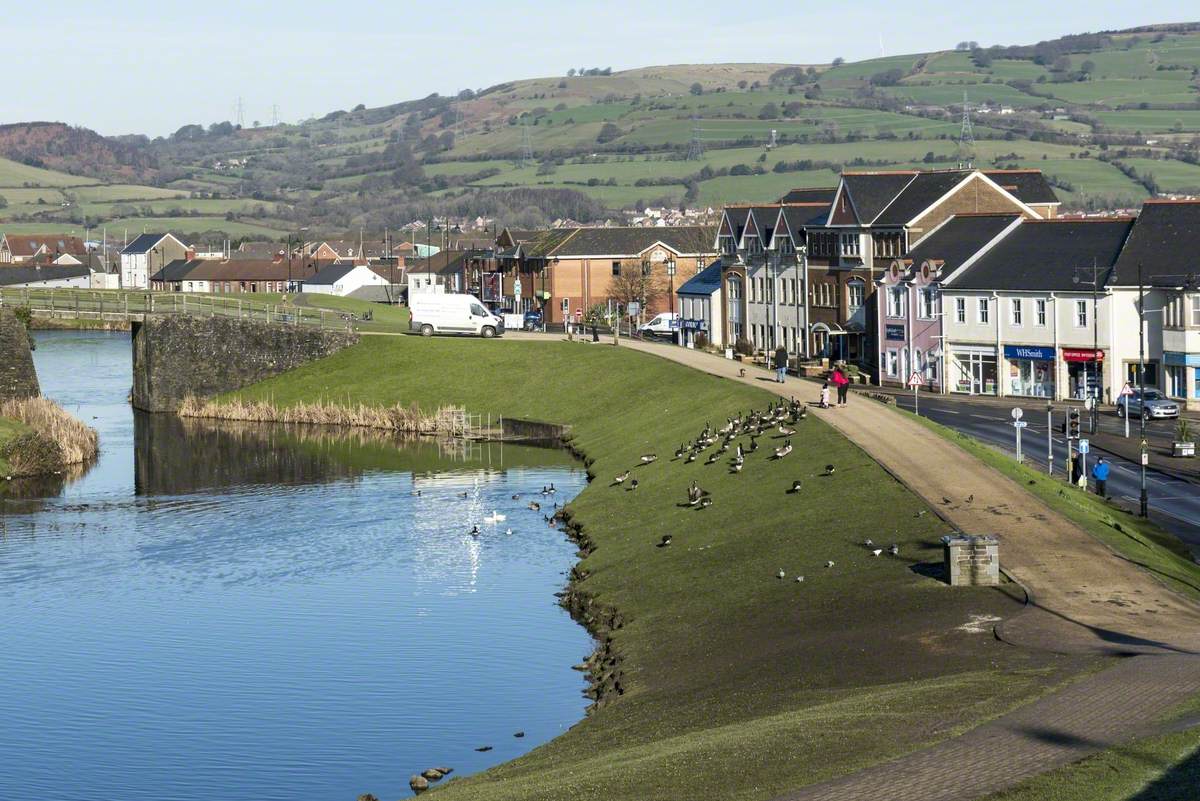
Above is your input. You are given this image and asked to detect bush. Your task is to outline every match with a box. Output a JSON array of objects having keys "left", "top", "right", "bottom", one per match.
[{"left": 735, "top": 338, "right": 754, "bottom": 357}]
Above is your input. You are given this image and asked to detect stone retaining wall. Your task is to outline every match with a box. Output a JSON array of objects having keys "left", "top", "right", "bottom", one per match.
[
  {"left": 131, "top": 316, "right": 358, "bottom": 412},
  {"left": 0, "top": 308, "right": 40, "bottom": 401}
]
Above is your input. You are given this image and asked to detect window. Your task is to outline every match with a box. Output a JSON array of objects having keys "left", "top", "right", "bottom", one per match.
[
  {"left": 886, "top": 349, "right": 898, "bottom": 377},
  {"left": 848, "top": 280, "right": 865, "bottom": 312},
  {"left": 919, "top": 287, "right": 936, "bottom": 320},
  {"left": 612, "top": 261, "right": 621, "bottom": 276},
  {"left": 1166, "top": 365, "right": 1186, "bottom": 399},
  {"left": 1011, "top": 298, "right": 1023, "bottom": 326},
  {"left": 840, "top": 233, "right": 861, "bottom": 258},
  {"left": 978, "top": 297, "right": 989, "bottom": 325},
  {"left": 887, "top": 286, "right": 905, "bottom": 318},
  {"left": 727, "top": 277, "right": 742, "bottom": 300},
  {"left": 955, "top": 297, "right": 966, "bottom": 324},
  {"left": 641, "top": 261, "right": 652, "bottom": 277},
  {"left": 1035, "top": 298, "right": 1047, "bottom": 326},
  {"left": 1192, "top": 295, "right": 1200, "bottom": 326},
  {"left": 1075, "top": 300, "right": 1088, "bottom": 328}
]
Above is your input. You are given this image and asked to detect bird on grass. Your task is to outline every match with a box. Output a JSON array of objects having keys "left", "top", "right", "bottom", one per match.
[
  {"left": 674, "top": 445, "right": 687, "bottom": 459},
  {"left": 699, "top": 497, "right": 713, "bottom": 509},
  {"left": 640, "top": 453, "right": 658, "bottom": 464},
  {"left": 872, "top": 549, "right": 883, "bottom": 557},
  {"left": 731, "top": 462, "right": 743, "bottom": 474},
  {"left": 657, "top": 535, "right": 672, "bottom": 548},
  {"left": 685, "top": 452, "right": 697, "bottom": 464},
  {"left": 889, "top": 544, "right": 900, "bottom": 556},
  {"left": 628, "top": 479, "right": 639, "bottom": 491},
  {"left": 966, "top": 494, "right": 974, "bottom": 504},
  {"left": 825, "top": 561, "right": 836, "bottom": 568},
  {"left": 864, "top": 538, "right": 874, "bottom": 547},
  {"left": 788, "top": 480, "right": 803, "bottom": 494},
  {"left": 749, "top": 436, "right": 760, "bottom": 453},
  {"left": 795, "top": 575, "right": 805, "bottom": 583},
  {"left": 777, "top": 569, "right": 786, "bottom": 579},
  {"left": 705, "top": 453, "right": 720, "bottom": 465},
  {"left": 778, "top": 425, "right": 795, "bottom": 436},
  {"left": 773, "top": 440, "right": 793, "bottom": 459},
  {"left": 612, "top": 471, "right": 630, "bottom": 485},
  {"left": 915, "top": 509, "right": 927, "bottom": 517},
  {"left": 942, "top": 496, "right": 953, "bottom": 505},
  {"left": 824, "top": 464, "right": 835, "bottom": 476}
]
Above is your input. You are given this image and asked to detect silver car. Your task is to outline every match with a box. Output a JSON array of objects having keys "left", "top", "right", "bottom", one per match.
[{"left": 1117, "top": 389, "right": 1179, "bottom": 419}]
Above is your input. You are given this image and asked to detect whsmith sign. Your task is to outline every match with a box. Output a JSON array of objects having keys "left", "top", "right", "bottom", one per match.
[{"left": 1003, "top": 345, "right": 1055, "bottom": 361}]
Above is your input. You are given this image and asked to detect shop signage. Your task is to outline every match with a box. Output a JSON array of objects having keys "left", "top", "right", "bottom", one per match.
[
  {"left": 682, "top": 319, "right": 706, "bottom": 331},
  {"left": 886, "top": 324, "right": 905, "bottom": 341},
  {"left": 1061, "top": 348, "right": 1105, "bottom": 362},
  {"left": 1004, "top": 345, "right": 1055, "bottom": 361},
  {"left": 1164, "top": 351, "right": 1200, "bottom": 367}
]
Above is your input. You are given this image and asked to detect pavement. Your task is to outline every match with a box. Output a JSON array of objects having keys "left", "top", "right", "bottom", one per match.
[{"left": 506, "top": 334, "right": 1200, "bottom": 800}]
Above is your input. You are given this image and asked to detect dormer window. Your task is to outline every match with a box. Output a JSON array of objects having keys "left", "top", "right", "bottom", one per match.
[{"left": 840, "top": 233, "right": 861, "bottom": 258}]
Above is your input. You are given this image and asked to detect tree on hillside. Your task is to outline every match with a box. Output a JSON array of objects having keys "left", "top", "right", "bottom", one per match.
[
  {"left": 690, "top": 82, "right": 703, "bottom": 95},
  {"left": 1080, "top": 59, "right": 1096, "bottom": 76},
  {"left": 737, "top": 80, "right": 748, "bottom": 90},
  {"left": 832, "top": 56, "right": 845, "bottom": 66},
  {"left": 758, "top": 102, "right": 779, "bottom": 120},
  {"left": 567, "top": 68, "right": 576, "bottom": 77},
  {"left": 0, "top": 195, "right": 7, "bottom": 210},
  {"left": 597, "top": 122, "right": 622, "bottom": 144},
  {"left": 609, "top": 260, "right": 665, "bottom": 319}
]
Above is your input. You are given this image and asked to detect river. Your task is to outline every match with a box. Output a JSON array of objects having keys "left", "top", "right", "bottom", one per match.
[{"left": 0, "top": 330, "right": 591, "bottom": 801}]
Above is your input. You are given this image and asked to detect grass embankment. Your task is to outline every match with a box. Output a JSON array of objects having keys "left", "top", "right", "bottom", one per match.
[
  {"left": 227, "top": 336, "right": 1093, "bottom": 800},
  {"left": 0, "top": 397, "right": 99, "bottom": 477},
  {"left": 902, "top": 411, "right": 1200, "bottom": 602}
]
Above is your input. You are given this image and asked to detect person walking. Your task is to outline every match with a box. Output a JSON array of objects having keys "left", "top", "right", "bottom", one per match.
[
  {"left": 1092, "top": 457, "right": 1110, "bottom": 499},
  {"left": 819, "top": 382, "right": 831, "bottom": 409},
  {"left": 773, "top": 346, "right": 789, "bottom": 384},
  {"left": 831, "top": 365, "right": 850, "bottom": 406},
  {"left": 1070, "top": 456, "right": 1083, "bottom": 489}
]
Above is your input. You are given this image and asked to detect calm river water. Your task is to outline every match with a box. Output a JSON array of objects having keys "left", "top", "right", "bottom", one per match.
[{"left": 0, "top": 330, "right": 591, "bottom": 801}]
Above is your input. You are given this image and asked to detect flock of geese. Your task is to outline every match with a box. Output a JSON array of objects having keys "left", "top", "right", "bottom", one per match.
[
  {"left": 460, "top": 484, "right": 562, "bottom": 538},
  {"left": 612, "top": 397, "right": 841, "bottom": 517}
]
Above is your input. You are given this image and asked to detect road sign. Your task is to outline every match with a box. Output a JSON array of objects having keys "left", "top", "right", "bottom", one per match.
[
  {"left": 1120, "top": 383, "right": 1134, "bottom": 397},
  {"left": 1011, "top": 407, "right": 1024, "bottom": 421},
  {"left": 1078, "top": 439, "right": 1090, "bottom": 454},
  {"left": 1084, "top": 396, "right": 1095, "bottom": 411},
  {"left": 1013, "top": 420, "right": 1028, "bottom": 428},
  {"left": 907, "top": 372, "right": 924, "bottom": 388}
]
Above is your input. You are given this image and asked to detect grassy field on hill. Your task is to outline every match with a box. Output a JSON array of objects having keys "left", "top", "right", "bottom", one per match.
[
  {"left": 4, "top": 26, "right": 1200, "bottom": 239},
  {"left": 219, "top": 334, "right": 1101, "bottom": 800}
]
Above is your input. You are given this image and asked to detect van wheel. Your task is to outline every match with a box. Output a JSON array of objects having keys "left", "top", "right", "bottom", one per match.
[
  {"left": 420, "top": 324, "right": 434, "bottom": 337},
  {"left": 481, "top": 326, "right": 496, "bottom": 339}
]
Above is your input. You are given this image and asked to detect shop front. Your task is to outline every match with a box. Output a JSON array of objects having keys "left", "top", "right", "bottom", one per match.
[
  {"left": 1062, "top": 348, "right": 1105, "bottom": 402},
  {"left": 950, "top": 345, "right": 998, "bottom": 396},
  {"left": 1165, "top": 351, "right": 1200, "bottom": 407},
  {"left": 1004, "top": 345, "right": 1055, "bottom": 398}
]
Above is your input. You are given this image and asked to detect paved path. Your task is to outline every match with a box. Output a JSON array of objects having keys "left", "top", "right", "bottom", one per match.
[{"left": 775, "top": 654, "right": 1200, "bottom": 801}]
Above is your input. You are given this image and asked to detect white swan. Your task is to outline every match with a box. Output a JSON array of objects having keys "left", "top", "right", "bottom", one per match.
[{"left": 484, "top": 511, "right": 507, "bottom": 524}]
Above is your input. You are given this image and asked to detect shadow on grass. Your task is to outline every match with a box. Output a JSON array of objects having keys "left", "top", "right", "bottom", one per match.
[
  {"left": 1127, "top": 740, "right": 1200, "bottom": 800},
  {"left": 909, "top": 561, "right": 947, "bottom": 582}
]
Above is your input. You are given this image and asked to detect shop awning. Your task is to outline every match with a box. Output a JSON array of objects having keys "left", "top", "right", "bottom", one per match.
[{"left": 1062, "top": 348, "right": 1105, "bottom": 362}]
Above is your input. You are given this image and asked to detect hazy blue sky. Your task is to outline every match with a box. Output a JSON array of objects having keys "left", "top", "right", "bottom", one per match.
[{"left": 6, "top": 1, "right": 1193, "bottom": 136}]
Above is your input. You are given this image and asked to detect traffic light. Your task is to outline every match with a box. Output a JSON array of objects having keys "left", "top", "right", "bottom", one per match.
[{"left": 1067, "top": 408, "right": 1081, "bottom": 439}]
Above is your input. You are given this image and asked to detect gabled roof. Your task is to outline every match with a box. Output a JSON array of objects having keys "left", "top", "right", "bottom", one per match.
[
  {"left": 839, "top": 172, "right": 919, "bottom": 225},
  {"left": 780, "top": 202, "right": 831, "bottom": 231},
  {"left": 982, "top": 170, "right": 1059, "bottom": 205},
  {"left": 720, "top": 207, "right": 752, "bottom": 244},
  {"left": 515, "top": 229, "right": 580, "bottom": 259},
  {"left": 1111, "top": 200, "right": 1200, "bottom": 286},
  {"left": 873, "top": 171, "right": 974, "bottom": 226},
  {"left": 304, "top": 263, "right": 361, "bottom": 285},
  {"left": 150, "top": 258, "right": 318, "bottom": 283},
  {"left": 0, "top": 263, "right": 91, "bottom": 286},
  {"left": 777, "top": 187, "right": 837, "bottom": 205},
  {"left": 407, "top": 250, "right": 471, "bottom": 276},
  {"left": 2, "top": 234, "right": 87, "bottom": 257},
  {"left": 677, "top": 260, "right": 724, "bottom": 296},
  {"left": 527, "top": 226, "right": 715, "bottom": 258},
  {"left": 903, "top": 214, "right": 1022, "bottom": 282},
  {"left": 149, "top": 258, "right": 202, "bottom": 283},
  {"left": 121, "top": 232, "right": 185, "bottom": 255},
  {"left": 948, "top": 219, "right": 1134, "bottom": 292},
  {"left": 747, "top": 206, "right": 781, "bottom": 246}
]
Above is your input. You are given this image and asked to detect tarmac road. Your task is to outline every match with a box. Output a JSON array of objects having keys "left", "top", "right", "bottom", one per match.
[{"left": 893, "top": 392, "right": 1200, "bottom": 554}]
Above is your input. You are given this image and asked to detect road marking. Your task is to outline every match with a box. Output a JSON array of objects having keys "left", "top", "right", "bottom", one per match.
[
  {"left": 970, "top": 414, "right": 995, "bottom": 421},
  {"left": 939, "top": 409, "right": 961, "bottom": 415}
]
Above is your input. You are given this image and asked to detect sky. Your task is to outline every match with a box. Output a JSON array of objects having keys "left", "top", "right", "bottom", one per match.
[{"left": 4, "top": 0, "right": 1194, "bottom": 136}]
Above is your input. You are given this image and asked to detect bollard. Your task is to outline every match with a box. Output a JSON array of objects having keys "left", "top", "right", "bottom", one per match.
[{"left": 942, "top": 535, "right": 1000, "bottom": 586}]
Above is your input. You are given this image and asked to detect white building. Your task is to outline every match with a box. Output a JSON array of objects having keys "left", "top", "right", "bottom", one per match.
[
  {"left": 119, "top": 233, "right": 188, "bottom": 289},
  {"left": 301, "top": 263, "right": 391, "bottom": 297}
]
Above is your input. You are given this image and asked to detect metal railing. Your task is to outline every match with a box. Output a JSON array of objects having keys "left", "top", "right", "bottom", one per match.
[{"left": 0, "top": 288, "right": 354, "bottom": 331}]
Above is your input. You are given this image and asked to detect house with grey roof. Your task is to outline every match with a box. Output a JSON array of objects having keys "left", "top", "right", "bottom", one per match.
[
  {"left": 120, "top": 233, "right": 189, "bottom": 289},
  {"left": 301, "top": 262, "right": 392, "bottom": 297},
  {"left": 676, "top": 260, "right": 725, "bottom": 348}
]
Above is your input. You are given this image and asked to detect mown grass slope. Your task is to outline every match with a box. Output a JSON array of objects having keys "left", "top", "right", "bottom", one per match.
[{"left": 230, "top": 335, "right": 1094, "bottom": 800}]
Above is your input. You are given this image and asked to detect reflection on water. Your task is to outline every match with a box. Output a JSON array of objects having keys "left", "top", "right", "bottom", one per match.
[{"left": 0, "top": 331, "right": 591, "bottom": 801}]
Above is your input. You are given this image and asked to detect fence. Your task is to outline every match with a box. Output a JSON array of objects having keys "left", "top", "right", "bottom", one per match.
[{"left": 0, "top": 288, "right": 354, "bottom": 331}]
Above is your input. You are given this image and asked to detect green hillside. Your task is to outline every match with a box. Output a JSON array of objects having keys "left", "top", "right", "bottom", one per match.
[{"left": 3, "top": 23, "right": 1200, "bottom": 241}]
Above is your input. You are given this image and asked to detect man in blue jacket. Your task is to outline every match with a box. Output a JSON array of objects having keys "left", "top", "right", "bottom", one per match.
[{"left": 1092, "top": 457, "right": 1110, "bottom": 499}]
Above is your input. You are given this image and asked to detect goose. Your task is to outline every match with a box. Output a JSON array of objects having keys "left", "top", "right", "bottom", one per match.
[
  {"left": 640, "top": 453, "right": 658, "bottom": 464},
  {"left": 787, "top": 480, "right": 802, "bottom": 493},
  {"left": 941, "top": 496, "right": 953, "bottom": 505},
  {"left": 773, "top": 440, "right": 793, "bottom": 459},
  {"left": 628, "top": 479, "right": 639, "bottom": 491},
  {"left": 825, "top": 560, "right": 835, "bottom": 568},
  {"left": 888, "top": 544, "right": 900, "bottom": 556},
  {"left": 731, "top": 462, "right": 743, "bottom": 474},
  {"left": 705, "top": 453, "right": 719, "bottom": 465},
  {"left": 685, "top": 452, "right": 697, "bottom": 464},
  {"left": 469, "top": 525, "right": 481, "bottom": 538},
  {"left": 528, "top": 501, "right": 541, "bottom": 511},
  {"left": 799, "top": 407, "right": 808, "bottom": 419},
  {"left": 547, "top": 484, "right": 557, "bottom": 494},
  {"left": 413, "top": 490, "right": 422, "bottom": 497},
  {"left": 777, "top": 569, "right": 786, "bottom": 579},
  {"left": 749, "top": 436, "right": 759, "bottom": 453},
  {"left": 658, "top": 535, "right": 673, "bottom": 548},
  {"left": 674, "top": 445, "right": 687, "bottom": 459},
  {"left": 458, "top": 491, "right": 469, "bottom": 499},
  {"left": 699, "top": 497, "right": 713, "bottom": 509},
  {"left": 966, "top": 494, "right": 974, "bottom": 504},
  {"left": 872, "top": 549, "right": 883, "bottom": 557},
  {"left": 778, "top": 425, "right": 795, "bottom": 436},
  {"left": 484, "top": 511, "right": 506, "bottom": 523},
  {"left": 736, "top": 444, "right": 744, "bottom": 460},
  {"left": 613, "top": 471, "right": 630, "bottom": 484},
  {"left": 824, "top": 464, "right": 835, "bottom": 476}
]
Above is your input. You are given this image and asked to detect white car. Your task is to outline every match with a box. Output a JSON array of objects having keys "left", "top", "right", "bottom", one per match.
[
  {"left": 638, "top": 312, "right": 678, "bottom": 337},
  {"left": 409, "top": 293, "right": 504, "bottom": 338}
]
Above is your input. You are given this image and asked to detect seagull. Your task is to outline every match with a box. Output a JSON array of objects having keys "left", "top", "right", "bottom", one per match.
[
  {"left": 872, "top": 549, "right": 883, "bottom": 557},
  {"left": 795, "top": 575, "right": 805, "bottom": 583},
  {"left": 613, "top": 471, "right": 630, "bottom": 484},
  {"left": 788, "top": 480, "right": 803, "bottom": 493},
  {"left": 777, "top": 569, "right": 786, "bottom": 579},
  {"left": 640, "top": 453, "right": 658, "bottom": 464},
  {"left": 505, "top": 528, "right": 513, "bottom": 535}
]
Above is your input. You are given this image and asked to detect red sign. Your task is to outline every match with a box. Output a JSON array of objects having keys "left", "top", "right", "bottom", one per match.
[{"left": 1062, "top": 348, "right": 1104, "bottom": 362}]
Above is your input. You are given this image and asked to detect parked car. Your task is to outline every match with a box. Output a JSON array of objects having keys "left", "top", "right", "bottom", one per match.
[
  {"left": 409, "top": 293, "right": 504, "bottom": 338},
  {"left": 637, "top": 312, "right": 678, "bottom": 337},
  {"left": 522, "top": 309, "right": 544, "bottom": 331},
  {"left": 1116, "top": 388, "right": 1180, "bottom": 419}
]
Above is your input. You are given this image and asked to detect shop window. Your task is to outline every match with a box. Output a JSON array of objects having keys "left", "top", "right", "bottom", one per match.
[
  {"left": 1035, "top": 298, "right": 1047, "bottom": 326},
  {"left": 1166, "top": 365, "right": 1186, "bottom": 399},
  {"left": 1194, "top": 367, "right": 1200, "bottom": 399},
  {"left": 977, "top": 297, "right": 989, "bottom": 324}
]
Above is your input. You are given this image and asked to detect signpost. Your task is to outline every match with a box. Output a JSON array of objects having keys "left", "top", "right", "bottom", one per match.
[
  {"left": 1120, "top": 383, "right": 1134, "bottom": 439},
  {"left": 908, "top": 371, "right": 924, "bottom": 415},
  {"left": 1078, "top": 437, "right": 1090, "bottom": 484},
  {"left": 1011, "top": 407, "right": 1025, "bottom": 462}
]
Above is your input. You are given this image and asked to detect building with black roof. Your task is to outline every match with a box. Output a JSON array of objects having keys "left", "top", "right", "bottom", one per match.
[{"left": 119, "top": 232, "right": 189, "bottom": 289}]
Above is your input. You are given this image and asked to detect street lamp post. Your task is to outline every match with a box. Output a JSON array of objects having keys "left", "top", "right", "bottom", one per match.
[
  {"left": 1046, "top": 401, "right": 1054, "bottom": 476},
  {"left": 1073, "top": 258, "right": 1101, "bottom": 433},
  {"left": 1138, "top": 261, "right": 1148, "bottom": 517},
  {"left": 666, "top": 257, "right": 677, "bottom": 344},
  {"left": 798, "top": 245, "right": 809, "bottom": 358}
]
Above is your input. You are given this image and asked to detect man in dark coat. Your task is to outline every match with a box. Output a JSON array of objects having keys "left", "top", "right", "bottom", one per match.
[{"left": 773, "top": 346, "right": 788, "bottom": 383}]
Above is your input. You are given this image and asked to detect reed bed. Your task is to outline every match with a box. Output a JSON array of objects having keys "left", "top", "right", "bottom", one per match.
[
  {"left": 178, "top": 395, "right": 469, "bottom": 436},
  {"left": 0, "top": 396, "right": 100, "bottom": 469}
]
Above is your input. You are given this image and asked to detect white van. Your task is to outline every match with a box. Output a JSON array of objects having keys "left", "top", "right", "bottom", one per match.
[
  {"left": 409, "top": 293, "right": 505, "bottom": 338},
  {"left": 638, "top": 312, "right": 678, "bottom": 337}
]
